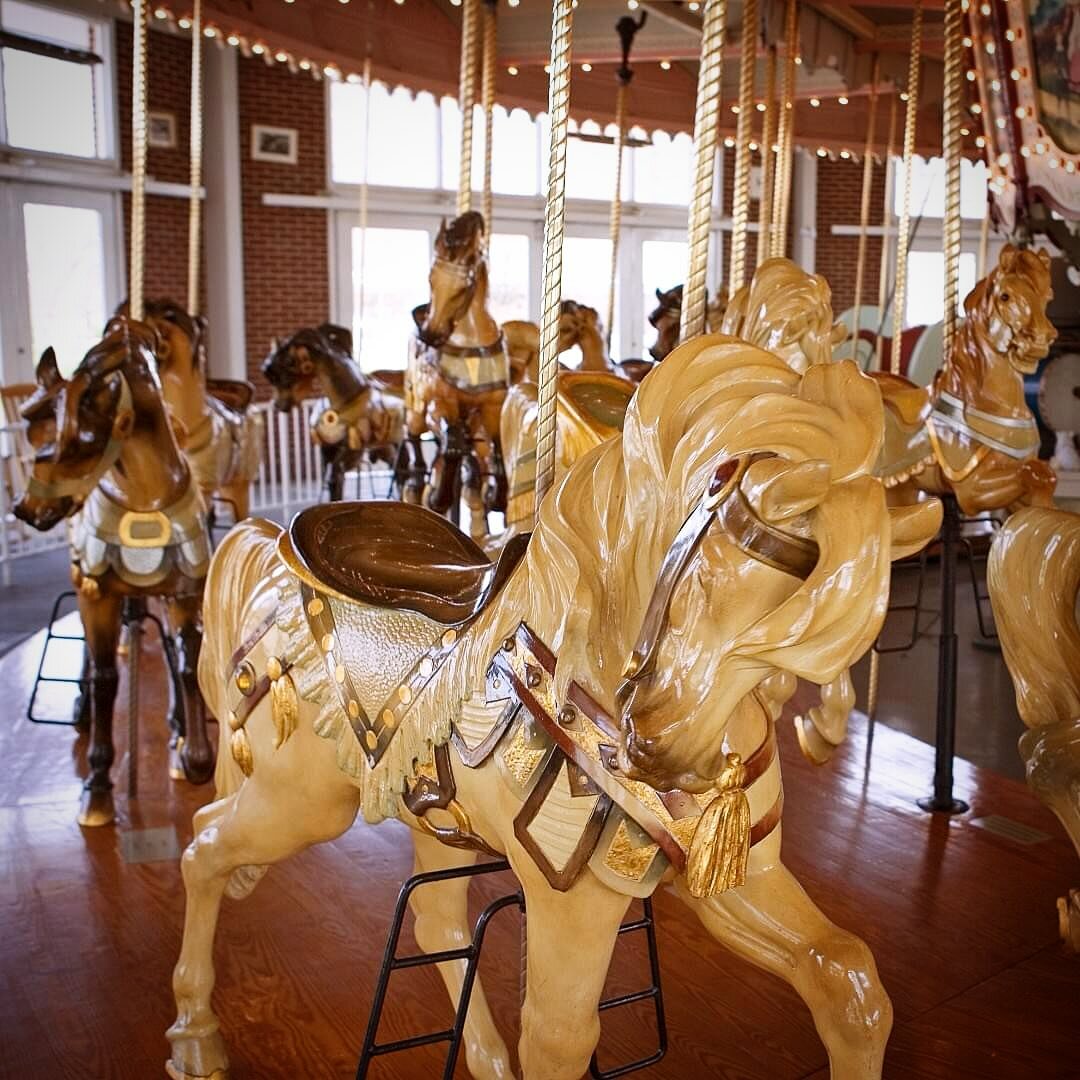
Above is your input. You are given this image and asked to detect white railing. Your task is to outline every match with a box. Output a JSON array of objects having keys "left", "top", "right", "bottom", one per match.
[{"left": 0, "top": 397, "right": 402, "bottom": 573}]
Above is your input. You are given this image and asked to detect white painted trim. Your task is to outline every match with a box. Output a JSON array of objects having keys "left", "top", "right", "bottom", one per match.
[
  {"left": 203, "top": 45, "right": 246, "bottom": 380},
  {"left": 791, "top": 147, "right": 817, "bottom": 271},
  {"left": 0, "top": 163, "right": 203, "bottom": 198}
]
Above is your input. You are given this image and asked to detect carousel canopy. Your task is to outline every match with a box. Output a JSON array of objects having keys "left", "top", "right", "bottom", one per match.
[{"left": 142, "top": 0, "right": 961, "bottom": 159}]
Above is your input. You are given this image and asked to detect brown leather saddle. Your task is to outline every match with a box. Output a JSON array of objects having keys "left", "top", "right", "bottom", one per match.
[{"left": 288, "top": 502, "right": 529, "bottom": 625}]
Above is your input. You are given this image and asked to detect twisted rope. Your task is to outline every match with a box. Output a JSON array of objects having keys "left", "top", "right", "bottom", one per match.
[
  {"left": 756, "top": 45, "right": 777, "bottom": 268},
  {"left": 457, "top": 0, "right": 480, "bottom": 216},
  {"left": 728, "top": 0, "right": 758, "bottom": 293},
  {"left": 186, "top": 0, "right": 203, "bottom": 315},
  {"left": 942, "top": 0, "right": 963, "bottom": 361},
  {"left": 890, "top": 0, "right": 922, "bottom": 375},
  {"left": 481, "top": 0, "right": 497, "bottom": 231},
  {"left": 680, "top": 0, "right": 726, "bottom": 343},
  {"left": 770, "top": 0, "right": 798, "bottom": 260},
  {"left": 129, "top": 0, "right": 149, "bottom": 322},
  {"left": 849, "top": 53, "right": 880, "bottom": 362},
  {"left": 606, "top": 77, "right": 628, "bottom": 349},
  {"left": 533, "top": 0, "right": 574, "bottom": 513},
  {"left": 873, "top": 93, "right": 899, "bottom": 372}
]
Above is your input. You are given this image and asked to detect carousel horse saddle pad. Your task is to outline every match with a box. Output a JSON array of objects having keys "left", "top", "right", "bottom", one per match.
[{"left": 287, "top": 502, "right": 529, "bottom": 625}]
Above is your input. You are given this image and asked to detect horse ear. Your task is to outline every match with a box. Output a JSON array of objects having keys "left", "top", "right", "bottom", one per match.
[
  {"left": 1037, "top": 248, "right": 1051, "bottom": 269},
  {"left": 998, "top": 244, "right": 1019, "bottom": 272},
  {"left": 655, "top": 287, "right": 663, "bottom": 301},
  {"left": 270, "top": 336, "right": 280, "bottom": 353},
  {"left": 36, "top": 347, "right": 61, "bottom": 390},
  {"left": 887, "top": 499, "right": 943, "bottom": 561}
]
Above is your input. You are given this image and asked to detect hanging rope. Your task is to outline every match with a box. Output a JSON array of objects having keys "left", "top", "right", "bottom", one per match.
[
  {"left": 129, "top": 0, "right": 149, "bottom": 322},
  {"left": 756, "top": 45, "right": 777, "bottom": 268},
  {"left": 457, "top": 0, "right": 480, "bottom": 216},
  {"left": 481, "top": 0, "right": 497, "bottom": 231},
  {"left": 942, "top": 0, "right": 963, "bottom": 361},
  {"left": 770, "top": 0, "right": 798, "bottom": 260},
  {"left": 606, "top": 13, "right": 645, "bottom": 351},
  {"left": 186, "top": 0, "right": 203, "bottom": 315},
  {"left": 849, "top": 53, "right": 880, "bottom": 363},
  {"left": 533, "top": 0, "right": 574, "bottom": 513},
  {"left": 728, "top": 0, "right": 759, "bottom": 293},
  {"left": 890, "top": 0, "right": 922, "bottom": 376},
  {"left": 873, "top": 92, "right": 898, "bottom": 371},
  {"left": 680, "top": 0, "right": 727, "bottom": 343}
]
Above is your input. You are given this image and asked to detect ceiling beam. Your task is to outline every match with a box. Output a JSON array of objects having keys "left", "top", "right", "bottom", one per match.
[
  {"left": 803, "top": 1, "right": 876, "bottom": 41},
  {"left": 639, "top": 1, "right": 702, "bottom": 34}
]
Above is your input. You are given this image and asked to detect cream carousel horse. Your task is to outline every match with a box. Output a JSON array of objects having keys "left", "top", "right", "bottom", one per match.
[
  {"left": 873, "top": 245, "right": 1057, "bottom": 515},
  {"left": 988, "top": 507, "right": 1080, "bottom": 951},
  {"left": 135, "top": 300, "right": 262, "bottom": 523},
  {"left": 15, "top": 321, "right": 212, "bottom": 825},
  {"left": 166, "top": 339, "right": 940, "bottom": 1080},
  {"left": 261, "top": 323, "right": 406, "bottom": 501}
]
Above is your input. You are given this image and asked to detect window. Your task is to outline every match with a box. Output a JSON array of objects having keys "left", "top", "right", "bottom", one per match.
[
  {"left": 633, "top": 129, "right": 692, "bottom": 206},
  {"left": 905, "top": 250, "right": 977, "bottom": 328},
  {"left": 350, "top": 226, "right": 431, "bottom": 370},
  {"left": 487, "top": 233, "right": 530, "bottom": 324},
  {"left": 562, "top": 236, "right": 617, "bottom": 360},
  {"left": 892, "top": 156, "right": 989, "bottom": 219},
  {"left": 564, "top": 120, "right": 624, "bottom": 202},
  {"left": 641, "top": 239, "right": 687, "bottom": 345},
  {"left": 440, "top": 98, "right": 539, "bottom": 197}
]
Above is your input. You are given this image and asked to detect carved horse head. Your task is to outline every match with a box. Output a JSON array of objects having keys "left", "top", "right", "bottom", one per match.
[
  {"left": 418, "top": 211, "right": 488, "bottom": 348},
  {"left": 261, "top": 324, "right": 359, "bottom": 412},
  {"left": 647, "top": 284, "right": 683, "bottom": 361},
  {"left": 14, "top": 321, "right": 158, "bottom": 531},
  {"left": 556, "top": 300, "right": 604, "bottom": 353}
]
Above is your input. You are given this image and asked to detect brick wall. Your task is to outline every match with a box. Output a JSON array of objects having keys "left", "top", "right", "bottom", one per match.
[
  {"left": 814, "top": 156, "right": 887, "bottom": 317},
  {"left": 237, "top": 55, "right": 329, "bottom": 385}
]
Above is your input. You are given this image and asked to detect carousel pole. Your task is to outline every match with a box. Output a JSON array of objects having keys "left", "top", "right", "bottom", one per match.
[
  {"left": 186, "top": 0, "right": 203, "bottom": 315},
  {"left": 480, "top": 0, "right": 497, "bottom": 231},
  {"left": 605, "top": 13, "right": 645, "bottom": 352},
  {"left": 728, "top": 0, "right": 758, "bottom": 293},
  {"left": 129, "top": 0, "right": 149, "bottom": 321},
  {"left": 680, "top": 0, "right": 727, "bottom": 342},
  {"left": 533, "top": 0, "right": 574, "bottom": 511},
  {"left": 756, "top": 45, "right": 778, "bottom": 268},
  {"left": 770, "top": 0, "right": 798, "bottom": 260},
  {"left": 848, "top": 54, "right": 880, "bottom": 362},
  {"left": 919, "top": 0, "right": 968, "bottom": 816},
  {"left": 889, "top": 0, "right": 922, "bottom": 376},
  {"left": 457, "top": 0, "right": 481, "bottom": 216},
  {"left": 872, "top": 93, "right": 899, "bottom": 371}
]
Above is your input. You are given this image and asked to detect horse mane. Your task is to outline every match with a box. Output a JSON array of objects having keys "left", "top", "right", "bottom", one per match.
[
  {"left": 436, "top": 211, "right": 486, "bottom": 261},
  {"left": 439, "top": 336, "right": 893, "bottom": 728},
  {"left": 140, "top": 299, "right": 208, "bottom": 374}
]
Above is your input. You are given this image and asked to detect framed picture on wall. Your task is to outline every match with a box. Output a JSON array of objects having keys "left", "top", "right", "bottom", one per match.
[
  {"left": 148, "top": 111, "right": 177, "bottom": 149},
  {"left": 251, "top": 124, "right": 299, "bottom": 165}
]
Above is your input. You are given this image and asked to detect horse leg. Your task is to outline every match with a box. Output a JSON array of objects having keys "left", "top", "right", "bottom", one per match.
[
  {"left": 167, "top": 760, "right": 360, "bottom": 1080},
  {"left": 675, "top": 858, "right": 892, "bottom": 1079},
  {"left": 76, "top": 589, "right": 123, "bottom": 827},
  {"left": 165, "top": 595, "right": 214, "bottom": 786},
  {"left": 514, "top": 856, "right": 631, "bottom": 1080},
  {"left": 73, "top": 643, "right": 92, "bottom": 732},
  {"left": 407, "top": 831, "right": 513, "bottom": 1080}
]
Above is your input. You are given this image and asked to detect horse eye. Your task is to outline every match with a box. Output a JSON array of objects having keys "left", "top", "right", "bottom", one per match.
[{"left": 999, "top": 292, "right": 1010, "bottom": 302}]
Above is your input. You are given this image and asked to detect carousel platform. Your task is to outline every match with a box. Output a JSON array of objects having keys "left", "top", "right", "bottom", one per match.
[{"left": 0, "top": 618, "right": 1076, "bottom": 1079}]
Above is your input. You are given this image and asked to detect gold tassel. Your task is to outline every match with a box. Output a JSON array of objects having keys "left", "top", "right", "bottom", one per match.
[
  {"left": 271, "top": 672, "right": 299, "bottom": 750},
  {"left": 230, "top": 727, "right": 254, "bottom": 777},
  {"left": 686, "top": 752, "right": 751, "bottom": 898}
]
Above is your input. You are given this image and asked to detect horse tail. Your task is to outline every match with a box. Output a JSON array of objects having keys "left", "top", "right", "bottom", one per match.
[
  {"left": 198, "top": 517, "right": 284, "bottom": 800},
  {"left": 988, "top": 508, "right": 1080, "bottom": 730}
]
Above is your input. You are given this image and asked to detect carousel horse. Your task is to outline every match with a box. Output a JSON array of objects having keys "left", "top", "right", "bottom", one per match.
[
  {"left": 873, "top": 245, "right": 1058, "bottom": 515},
  {"left": 166, "top": 339, "right": 940, "bottom": 1080},
  {"left": 134, "top": 300, "right": 262, "bottom": 523},
  {"left": 647, "top": 282, "right": 729, "bottom": 365},
  {"left": 408, "top": 212, "right": 509, "bottom": 536},
  {"left": 988, "top": 507, "right": 1080, "bottom": 951},
  {"left": 262, "top": 323, "right": 406, "bottom": 502},
  {"left": 14, "top": 320, "right": 212, "bottom": 826}
]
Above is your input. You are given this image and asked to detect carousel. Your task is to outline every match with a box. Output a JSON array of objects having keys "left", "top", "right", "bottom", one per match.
[{"left": 1, "top": 0, "right": 1079, "bottom": 1077}]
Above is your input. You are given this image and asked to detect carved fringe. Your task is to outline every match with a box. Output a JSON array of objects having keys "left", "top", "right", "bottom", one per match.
[
  {"left": 273, "top": 576, "right": 452, "bottom": 824},
  {"left": 686, "top": 753, "right": 750, "bottom": 898},
  {"left": 270, "top": 672, "right": 298, "bottom": 750}
]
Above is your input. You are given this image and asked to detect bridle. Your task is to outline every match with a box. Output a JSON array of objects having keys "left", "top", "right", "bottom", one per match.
[{"left": 616, "top": 453, "right": 819, "bottom": 710}]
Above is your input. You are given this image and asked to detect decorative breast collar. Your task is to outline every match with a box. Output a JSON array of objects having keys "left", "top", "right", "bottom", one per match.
[{"left": 929, "top": 389, "right": 1039, "bottom": 461}]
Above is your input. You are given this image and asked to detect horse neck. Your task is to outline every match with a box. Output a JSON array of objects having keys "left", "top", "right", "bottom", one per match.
[
  {"left": 103, "top": 359, "right": 191, "bottom": 511},
  {"left": 159, "top": 340, "right": 210, "bottom": 435},
  {"left": 315, "top": 348, "right": 366, "bottom": 408},
  {"left": 937, "top": 319, "right": 1028, "bottom": 417},
  {"left": 576, "top": 323, "right": 610, "bottom": 371},
  {"left": 448, "top": 265, "right": 500, "bottom": 349}
]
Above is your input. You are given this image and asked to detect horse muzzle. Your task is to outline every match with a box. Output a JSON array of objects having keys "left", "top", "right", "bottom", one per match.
[
  {"left": 13, "top": 493, "right": 73, "bottom": 533},
  {"left": 417, "top": 322, "right": 449, "bottom": 349}
]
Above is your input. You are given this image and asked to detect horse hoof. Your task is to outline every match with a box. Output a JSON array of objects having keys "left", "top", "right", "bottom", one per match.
[
  {"left": 181, "top": 744, "right": 215, "bottom": 786},
  {"left": 77, "top": 787, "right": 115, "bottom": 828},
  {"left": 166, "top": 1029, "right": 229, "bottom": 1079},
  {"left": 165, "top": 1062, "right": 229, "bottom": 1080},
  {"left": 168, "top": 737, "right": 186, "bottom": 781}
]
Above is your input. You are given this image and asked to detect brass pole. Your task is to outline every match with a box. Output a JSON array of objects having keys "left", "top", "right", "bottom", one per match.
[
  {"left": 849, "top": 53, "right": 880, "bottom": 363},
  {"left": 457, "top": 0, "right": 480, "bottom": 216},
  {"left": 873, "top": 93, "right": 898, "bottom": 372},
  {"left": 606, "top": 77, "right": 629, "bottom": 351},
  {"left": 756, "top": 45, "right": 777, "bottom": 268},
  {"left": 129, "top": 0, "right": 149, "bottom": 321},
  {"left": 186, "top": 0, "right": 203, "bottom": 314},
  {"left": 481, "top": 0, "right": 497, "bottom": 231},
  {"left": 728, "top": 0, "right": 759, "bottom": 293},
  {"left": 770, "top": 0, "right": 798, "bottom": 260},
  {"left": 942, "top": 0, "right": 963, "bottom": 360},
  {"left": 680, "top": 0, "right": 727, "bottom": 342}
]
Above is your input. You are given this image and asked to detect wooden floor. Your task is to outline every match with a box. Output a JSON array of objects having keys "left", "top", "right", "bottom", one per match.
[{"left": 1, "top": 621, "right": 1078, "bottom": 1080}]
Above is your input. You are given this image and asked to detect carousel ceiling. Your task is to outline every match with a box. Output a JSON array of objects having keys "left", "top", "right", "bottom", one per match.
[{"left": 143, "top": 0, "right": 965, "bottom": 159}]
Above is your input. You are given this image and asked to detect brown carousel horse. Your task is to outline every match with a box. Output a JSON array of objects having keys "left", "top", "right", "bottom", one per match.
[
  {"left": 166, "top": 339, "right": 940, "bottom": 1080},
  {"left": 989, "top": 506, "right": 1080, "bottom": 951},
  {"left": 647, "top": 281, "right": 729, "bottom": 365},
  {"left": 873, "top": 244, "right": 1057, "bottom": 515},
  {"left": 133, "top": 300, "right": 262, "bottom": 523},
  {"left": 408, "top": 212, "right": 509, "bottom": 536},
  {"left": 15, "top": 320, "right": 213, "bottom": 826},
  {"left": 261, "top": 323, "right": 405, "bottom": 501}
]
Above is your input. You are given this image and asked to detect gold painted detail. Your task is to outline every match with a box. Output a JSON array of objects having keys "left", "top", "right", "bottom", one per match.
[
  {"left": 270, "top": 671, "right": 298, "bottom": 749},
  {"left": 503, "top": 727, "right": 546, "bottom": 787},
  {"left": 604, "top": 818, "right": 659, "bottom": 883},
  {"left": 686, "top": 752, "right": 750, "bottom": 898},
  {"left": 117, "top": 508, "right": 172, "bottom": 548},
  {"left": 230, "top": 727, "right": 253, "bottom": 777},
  {"left": 234, "top": 662, "right": 255, "bottom": 696},
  {"left": 266, "top": 656, "right": 283, "bottom": 682}
]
